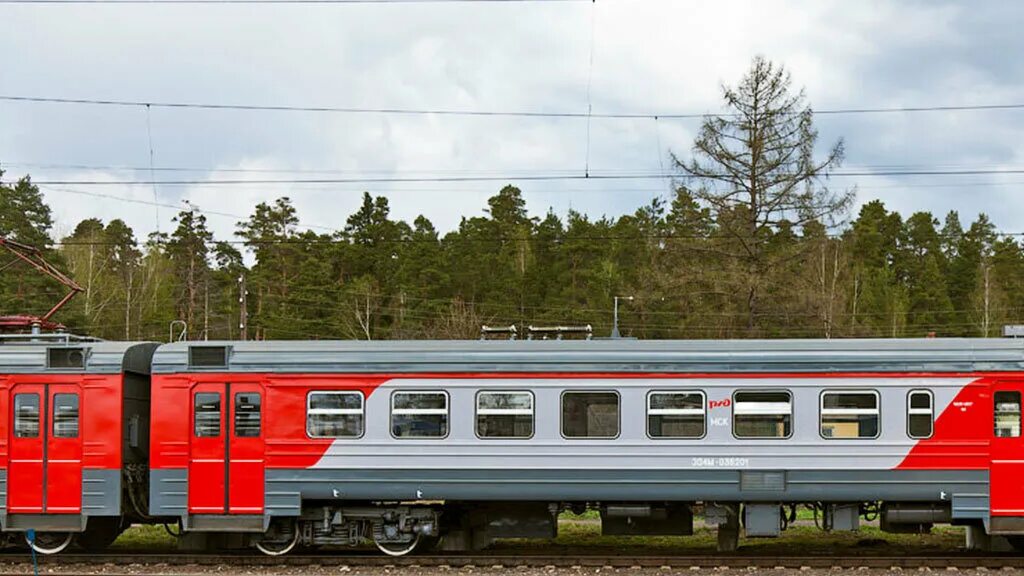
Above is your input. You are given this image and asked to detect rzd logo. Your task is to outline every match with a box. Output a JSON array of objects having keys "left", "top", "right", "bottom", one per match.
[{"left": 708, "top": 398, "right": 731, "bottom": 427}]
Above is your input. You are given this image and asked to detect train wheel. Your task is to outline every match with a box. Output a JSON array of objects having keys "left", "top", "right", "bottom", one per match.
[
  {"left": 374, "top": 533, "right": 420, "bottom": 557},
  {"left": 26, "top": 532, "right": 74, "bottom": 555},
  {"left": 254, "top": 522, "right": 299, "bottom": 556}
]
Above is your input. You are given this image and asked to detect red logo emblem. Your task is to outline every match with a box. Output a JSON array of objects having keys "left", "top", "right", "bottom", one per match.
[{"left": 709, "top": 399, "right": 732, "bottom": 410}]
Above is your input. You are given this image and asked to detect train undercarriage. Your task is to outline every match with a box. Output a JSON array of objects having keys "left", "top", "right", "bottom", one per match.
[{"left": 6, "top": 499, "right": 1009, "bottom": 556}]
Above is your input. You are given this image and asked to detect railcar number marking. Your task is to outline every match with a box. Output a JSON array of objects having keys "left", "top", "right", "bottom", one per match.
[{"left": 692, "top": 457, "right": 749, "bottom": 468}]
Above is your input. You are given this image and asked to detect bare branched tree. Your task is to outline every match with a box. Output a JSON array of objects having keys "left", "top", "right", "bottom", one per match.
[{"left": 673, "top": 56, "right": 853, "bottom": 331}]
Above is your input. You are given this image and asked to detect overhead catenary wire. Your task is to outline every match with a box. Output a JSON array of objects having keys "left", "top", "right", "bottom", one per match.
[
  {"left": 25, "top": 168, "right": 1024, "bottom": 186},
  {"left": 0, "top": 0, "right": 587, "bottom": 4},
  {"left": 4, "top": 95, "right": 1024, "bottom": 120}
]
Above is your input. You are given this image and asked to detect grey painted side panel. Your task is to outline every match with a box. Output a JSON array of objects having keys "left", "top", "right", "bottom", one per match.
[
  {"left": 0, "top": 341, "right": 157, "bottom": 374},
  {"left": 953, "top": 493, "right": 989, "bottom": 520},
  {"left": 0, "top": 468, "right": 6, "bottom": 514},
  {"left": 150, "top": 468, "right": 188, "bottom": 517},
  {"left": 82, "top": 468, "right": 121, "bottom": 516},
  {"left": 312, "top": 378, "right": 973, "bottom": 472},
  {"left": 262, "top": 469, "right": 987, "bottom": 515},
  {"left": 152, "top": 338, "right": 1024, "bottom": 374}
]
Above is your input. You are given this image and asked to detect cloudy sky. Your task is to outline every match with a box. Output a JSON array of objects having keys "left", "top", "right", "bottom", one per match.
[{"left": 2, "top": 0, "right": 1023, "bottom": 244}]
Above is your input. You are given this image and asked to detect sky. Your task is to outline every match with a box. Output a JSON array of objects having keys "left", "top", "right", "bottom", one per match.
[{"left": 2, "top": 0, "right": 1023, "bottom": 245}]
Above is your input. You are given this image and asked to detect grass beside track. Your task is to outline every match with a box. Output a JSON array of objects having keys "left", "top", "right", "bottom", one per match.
[{"left": 109, "top": 514, "right": 966, "bottom": 555}]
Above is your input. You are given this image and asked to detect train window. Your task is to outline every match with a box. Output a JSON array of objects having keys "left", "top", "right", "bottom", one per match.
[
  {"left": 476, "top": 391, "right": 534, "bottom": 439},
  {"left": 995, "top": 391, "right": 1021, "bottom": 438},
  {"left": 14, "top": 394, "right": 40, "bottom": 438},
  {"left": 733, "top": 391, "right": 791, "bottom": 439},
  {"left": 820, "top": 391, "right": 880, "bottom": 439},
  {"left": 648, "top": 391, "right": 705, "bottom": 438},
  {"left": 234, "top": 393, "right": 261, "bottom": 438},
  {"left": 52, "top": 393, "right": 80, "bottom": 438},
  {"left": 392, "top": 392, "right": 448, "bottom": 438},
  {"left": 307, "top": 392, "right": 364, "bottom": 438},
  {"left": 561, "top": 391, "right": 619, "bottom": 439},
  {"left": 194, "top": 393, "right": 222, "bottom": 437},
  {"left": 908, "top": 390, "right": 934, "bottom": 439}
]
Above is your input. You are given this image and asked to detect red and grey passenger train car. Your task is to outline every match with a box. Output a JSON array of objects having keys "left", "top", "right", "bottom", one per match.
[
  {"left": 0, "top": 336, "right": 157, "bottom": 553},
  {"left": 148, "top": 338, "right": 1024, "bottom": 554}
]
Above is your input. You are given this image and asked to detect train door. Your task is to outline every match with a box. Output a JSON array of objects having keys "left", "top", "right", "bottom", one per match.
[
  {"left": 188, "top": 383, "right": 265, "bottom": 514},
  {"left": 7, "top": 383, "right": 83, "bottom": 514},
  {"left": 991, "top": 383, "right": 1024, "bottom": 516}
]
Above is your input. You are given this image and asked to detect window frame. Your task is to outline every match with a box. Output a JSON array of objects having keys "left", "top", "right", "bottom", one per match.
[
  {"left": 645, "top": 390, "right": 707, "bottom": 440},
  {"left": 390, "top": 390, "right": 450, "bottom": 440},
  {"left": 731, "top": 389, "right": 794, "bottom": 440},
  {"left": 13, "top": 393, "right": 41, "bottom": 439},
  {"left": 818, "top": 389, "right": 881, "bottom": 440},
  {"left": 305, "top": 390, "right": 365, "bottom": 439},
  {"left": 233, "top": 391, "right": 262, "bottom": 438},
  {"left": 907, "top": 389, "right": 934, "bottom": 440},
  {"left": 474, "top": 390, "right": 535, "bottom": 440},
  {"left": 559, "top": 389, "right": 621, "bottom": 440},
  {"left": 52, "top": 392, "right": 80, "bottom": 439},
  {"left": 994, "top": 390, "right": 1022, "bottom": 438},
  {"left": 193, "top": 392, "right": 223, "bottom": 438}
]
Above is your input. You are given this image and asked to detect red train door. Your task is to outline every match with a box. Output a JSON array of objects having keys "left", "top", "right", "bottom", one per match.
[
  {"left": 991, "top": 384, "right": 1024, "bottom": 516},
  {"left": 7, "top": 383, "right": 83, "bottom": 514},
  {"left": 188, "top": 383, "right": 265, "bottom": 514}
]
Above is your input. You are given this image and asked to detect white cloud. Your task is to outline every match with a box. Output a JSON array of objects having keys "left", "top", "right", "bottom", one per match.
[{"left": 2, "top": 0, "right": 1023, "bottom": 242}]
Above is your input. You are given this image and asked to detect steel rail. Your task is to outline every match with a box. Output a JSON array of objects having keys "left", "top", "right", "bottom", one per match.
[{"left": 2, "top": 553, "right": 1023, "bottom": 569}]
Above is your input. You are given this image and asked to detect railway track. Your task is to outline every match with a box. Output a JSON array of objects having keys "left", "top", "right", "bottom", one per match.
[{"left": 3, "top": 552, "right": 1024, "bottom": 570}]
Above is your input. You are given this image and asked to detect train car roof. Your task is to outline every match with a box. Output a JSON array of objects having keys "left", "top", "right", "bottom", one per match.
[
  {"left": 151, "top": 338, "right": 1024, "bottom": 374},
  {"left": 0, "top": 340, "right": 159, "bottom": 375}
]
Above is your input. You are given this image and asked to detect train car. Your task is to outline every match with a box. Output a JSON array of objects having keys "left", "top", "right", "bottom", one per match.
[
  {"left": 148, "top": 338, "right": 1024, "bottom": 555},
  {"left": 0, "top": 334, "right": 158, "bottom": 554}
]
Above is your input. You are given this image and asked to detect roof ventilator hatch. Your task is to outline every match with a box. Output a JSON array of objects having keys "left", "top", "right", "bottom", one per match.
[
  {"left": 189, "top": 346, "right": 229, "bottom": 369},
  {"left": 48, "top": 347, "right": 86, "bottom": 369}
]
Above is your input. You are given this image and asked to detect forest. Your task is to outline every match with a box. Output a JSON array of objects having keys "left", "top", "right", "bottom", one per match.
[
  {"left": 2, "top": 178, "right": 1019, "bottom": 342},
  {"left": 2, "top": 58, "right": 1021, "bottom": 343}
]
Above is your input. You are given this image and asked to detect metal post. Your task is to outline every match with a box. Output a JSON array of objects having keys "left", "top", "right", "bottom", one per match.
[
  {"left": 238, "top": 275, "right": 248, "bottom": 341},
  {"left": 611, "top": 296, "right": 633, "bottom": 339}
]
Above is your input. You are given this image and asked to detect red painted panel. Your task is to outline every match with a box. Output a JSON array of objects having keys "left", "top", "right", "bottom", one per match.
[
  {"left": 45, "top": 384, "right": 82, "bottom": 513},
  {"left": 990, "top": 381, "right": 1024, "bottom": 516},
  {"left": 8, "top": 384, "right": 44, "bottom": 513},
  {"left": 897, "top": 379, "right": 990, "bottom": 470},
  {"left": 188, "top": 384, "right": 227, "bottom": 514},
  {"left": 228, "top": 384, "right": 264, "bottom": 514}
]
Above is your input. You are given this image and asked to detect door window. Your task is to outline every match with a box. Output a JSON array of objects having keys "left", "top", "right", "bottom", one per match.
[
  {"left": 194, "top": 392, "right": 222, "bottom": 437},
  {"left": 13, "top": 394, "right": 40, "bottom": 438},
  {"left": 995, "top": 391, "right": 1021, "bottom": 438},
  {"left": 52, "top": 393, "right": 80, "bottom": 438},
  {"left": 234, "top": 393, "right": 261, "bottom": 438}
]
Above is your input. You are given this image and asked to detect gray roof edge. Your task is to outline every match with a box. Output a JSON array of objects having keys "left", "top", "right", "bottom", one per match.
[
  {"left": 150, "top": 338, "right": 1024, "bottom": 374},
  {"left": 0, "top": 341, "right": 160, "bottom": 374}
]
